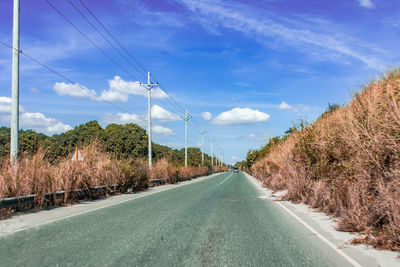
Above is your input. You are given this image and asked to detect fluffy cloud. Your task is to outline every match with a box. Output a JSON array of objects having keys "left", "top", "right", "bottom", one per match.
[
  {"left": 278, "top": 101, "right": 292, "bottom": 110},
  {"left": 201, "top": 111, "right": 212, "bottom": 120},
  {"left": 358, "top": 0, "right": 374, "bottom": 9},
  {"left": 152, "top": 125, "right": 174, "bottom": 136},
  {"left": 0, "top": 96, "right": 25, "bottom": 113},
  {"left": 0, "top": 96, "right": 69, "bottom": 134},
  {"left": 212, "top": 107, "right": 270, "bottom": 125},
  {"left": 99, "top": 90, "right": 129, "bottom": 102},
  {"left": 102, "top": 112, "right": 174, "bottom": 136},
  {"left": 20, "top": 112, "right": 72, "bottom": 134},
  {"left": 102, "top": 112, "right": 146, "bottom": 125},
  {"left": 53, "top": 76, "right": 167, "bottom": 103},
  {"left": 53, "top": 82, "right": 98, "bottom": 100},
  {"left": 0, "top": 96, "right": 12, "bottom": 113},
  {"left": 278, "top": 101, "right": 310, "bottom": 112},
  {"left": 152, "top": 105, "right": 180, "bottom": 122},
  {"left": 108, "top": 76, "right": 167, "bottom": 99}
]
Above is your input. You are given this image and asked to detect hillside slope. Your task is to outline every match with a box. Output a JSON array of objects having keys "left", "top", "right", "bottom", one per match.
[{"left": 251, "top": 70, "right": 400, "bottom": 250}]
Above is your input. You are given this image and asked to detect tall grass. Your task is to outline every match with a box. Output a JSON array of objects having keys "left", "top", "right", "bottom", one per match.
[
  {"left": 251, "top": 69, "right": 400, "bottom": 250},
  {"left": 0, "top": 143, "right": 223, "bottom": 214}
]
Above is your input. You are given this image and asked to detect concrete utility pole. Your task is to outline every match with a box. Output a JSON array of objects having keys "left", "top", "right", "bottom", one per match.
[
  {"left": 210, "top": 137, "right": 213, "bottom": 166},
  {"left": 181, "top": 110, "right": 192, "bottom": 167},
  {"left": 200, "top": 127, "right": 206, "bottom": 165},
  {"left": 10, "top": 0, "right": 20, "bottom": 164},
  {"left": 140, "top": 72, "right": 158, "bottom": 169}
]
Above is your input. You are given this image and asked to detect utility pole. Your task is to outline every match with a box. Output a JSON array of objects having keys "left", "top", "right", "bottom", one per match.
[
  {"left": 140, "top": 72, "right": 158, "bottom": 169},
  {"left": 181, "top": 110, "right": 192, "bottom": 167},
  {"left": 10, "top": 0, "right": 20, "bottom": 164},
  {"left": 200, "top": 127, "right": 205, "bottom": 165},
  {"left": 210, "top": 137, "right": 213, "bottom": 166}
]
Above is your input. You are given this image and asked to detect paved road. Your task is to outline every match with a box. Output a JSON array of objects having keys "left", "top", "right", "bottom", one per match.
[{"left": 0, "top": 172, "right": 352, "bottom": 266}]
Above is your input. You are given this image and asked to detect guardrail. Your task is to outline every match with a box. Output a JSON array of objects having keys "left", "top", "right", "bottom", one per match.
[{"left": 0, "top": 185, "right": 118, "bottom": 209}]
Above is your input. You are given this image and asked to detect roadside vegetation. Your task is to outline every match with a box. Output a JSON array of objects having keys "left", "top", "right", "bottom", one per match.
[
  {"left": 0, "top": 121, "right": 227, "bottom": 215},
  {"left": 240, "top": 69, "right": 400, "bottom": 251}
]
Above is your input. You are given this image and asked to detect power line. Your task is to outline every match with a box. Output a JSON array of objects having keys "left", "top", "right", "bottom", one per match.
[
  {"left": 61, "top": 0, "right": 189, "bottom": 122},
  {"left": 77, "top": 0, "right": 148, "bottom": 76},
  {"left": 48, "top": 0, "right": 208, "bottom": 145},
  {"left": 46, "top": 0, "right": 140, "bottom": 82},
  {"left": 75, "top": 0, "right": 187, "bottom": 117},
  {"left": 0, "top": 41, "right": 133, "bottom": 114},
  {"left": 68, "top": 0, "right": 147, "bottom": 81},
  {"left": 1, "top": 40, "right": 188, "bottom": 151}
]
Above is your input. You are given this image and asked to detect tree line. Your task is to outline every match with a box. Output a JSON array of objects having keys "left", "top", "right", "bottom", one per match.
[{"left": 0, "top": 120, "right": 212, "bottom": 167}]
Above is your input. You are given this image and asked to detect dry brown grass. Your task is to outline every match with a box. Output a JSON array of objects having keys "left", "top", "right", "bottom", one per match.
[
  {"left": 0, "top": 143, "right": 148, "bottom": 208},
  {"left": 178, "top": 165, "right": 209, "bottom": 181},
  {"left": 213, "top": 165, "right": 229, "bottom": 173},
  {"left": 251, "top": 69, "right": 400, "bottom": 250},
  {"left": 150, "top": 158, "right": 178, "bottom": 184},
  {"left": 0, "top": 144, "right": 215, "bottom": 214}
]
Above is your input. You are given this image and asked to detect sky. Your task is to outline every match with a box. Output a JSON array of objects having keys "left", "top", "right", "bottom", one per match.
[{"left": 0, "top": 0, "right": 400, "bottom": 164}]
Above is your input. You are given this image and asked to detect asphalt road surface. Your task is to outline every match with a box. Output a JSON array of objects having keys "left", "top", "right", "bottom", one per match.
[{"left": 0, "top": 172, "right": 352, "bottom": 266}]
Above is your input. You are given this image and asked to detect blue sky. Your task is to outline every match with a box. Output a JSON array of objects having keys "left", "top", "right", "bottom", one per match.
[{"left": 1, "top": 0, "right": 400, "bottom": 164}]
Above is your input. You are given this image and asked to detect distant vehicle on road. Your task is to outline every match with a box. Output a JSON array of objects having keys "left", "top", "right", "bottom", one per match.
[{"left": 233, "top": 166, "right": 239, "bottom": 173}]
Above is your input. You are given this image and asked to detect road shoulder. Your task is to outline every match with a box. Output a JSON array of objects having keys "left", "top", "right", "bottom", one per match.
[{"left": 244, "top": 172, "right": 400, "bottom": 267}]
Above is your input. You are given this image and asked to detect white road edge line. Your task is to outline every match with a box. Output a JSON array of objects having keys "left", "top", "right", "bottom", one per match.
[
  {"left": 9, "top": 172, "right": 226, "bottom": 235},
  {"left": 219, "top": 173, "right": 233, "bottom": 185},
  {"left": 245, "top": 173, "right": 361, "bottom": 267}
]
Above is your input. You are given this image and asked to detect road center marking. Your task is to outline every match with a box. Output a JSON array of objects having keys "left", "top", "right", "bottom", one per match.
[{"left": 219, "top": 173, "right": 233, "bottom": 185}]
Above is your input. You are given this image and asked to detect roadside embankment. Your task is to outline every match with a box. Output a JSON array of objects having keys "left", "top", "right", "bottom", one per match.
[{"left": 251, "top": 69, "right": 400, "bottom": 250}]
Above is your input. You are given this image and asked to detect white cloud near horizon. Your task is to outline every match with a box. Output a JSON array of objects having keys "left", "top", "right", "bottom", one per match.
[
  {"left": 102, "top": 112, "right": 175, "bottom": 136},
  {"left": 278, "top": 101, "right": 292, "bottom": 111},
  {"left": 152, "top": 105, "right": 180, "bottom": 122},
  {"left": 201, "top": 111, "right": 212, "bottom": 120},
  {"left": 358, "top": 0, "right": 374, "bottom": 9},
  {"left": 0, "top": 96, "right": 71, "bottom": 134},
  {"left": 278, "top": 101, "right": 310, "bottom": 112},
  {"left": 178, "top": 0, "right": 385, "bottom": 70},
  {"left": 53, "top": 76, "right": 167, "bottom": 103},
  {"left": 212, "top": 107, "right": 270, "bottom": 125}
]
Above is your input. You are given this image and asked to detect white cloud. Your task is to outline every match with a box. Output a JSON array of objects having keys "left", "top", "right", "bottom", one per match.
[
  {"left": 102, "top": 112, "right": 174, "bottom": 137},
  {"left": 201, "top": 111, "right": 212, "bottom": 120},
  {"left": 152, "top": 125, "right": 174, "bottom": 136},
  {"left": 278, "top": 101, "right": 292, "bottom": 110},
  {"left": 0, "top": 96, "right": 71, "bottom": 135},
  {"left": 53, "top": 76, "right": 168, "bottom": 103},
  {"left": 0, "top": 96, "right": 25, "bottom": 113},
  {"left": 108, "top": 76, "right": 167, "bottom": 99},
  {"left": 0, "top": 112, "right": 72, "bottom": 135},
  {"left": 178, "top": 0, "right": 385, "bottom": 70},
  {"left": 278, "top": 101, "right": 310, "bottom": 112},
  {"left": 99, "top": 90, "right": 129, "bottom": 102},
  {"left": 0, "top": 96, "right": 12, "bottom": 113},
  {"left": 102, "top": 113, "right": 146, "bottom": 125},
  {"left": 152, "top": 105, "right": 180, "bottom": 122},
  {"left": 53, "top": 82, "right": 98, "bottom": 100},
  {"left": 212, "top": 107, "right": 270, "bottom": 125},
  {"left": 358, "top": 0, "right": 374, "bottom": 9}
]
